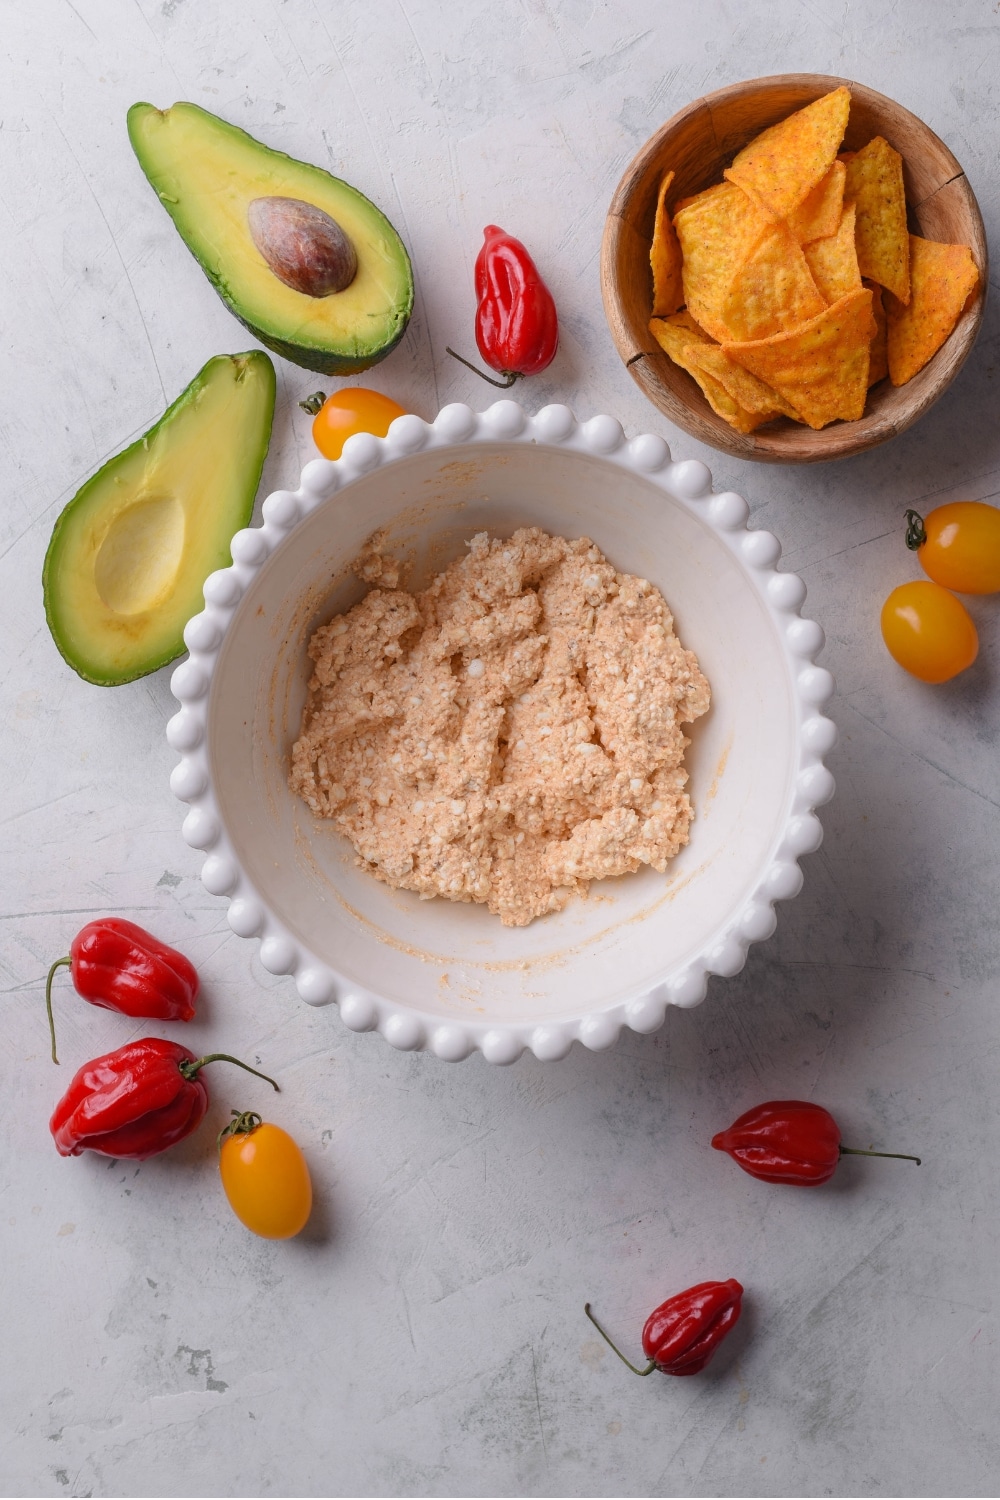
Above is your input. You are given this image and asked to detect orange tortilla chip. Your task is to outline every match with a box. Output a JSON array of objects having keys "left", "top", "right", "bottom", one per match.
[
  {"left": 726, "top": 86, "right": 851, "bottom": 220},
  {"left": 674, "top": 181, "right": 774, "bottom": 340},
  {"left": 886, "top": 235, "right": 979, "bottom": 385},
  {"left": 721, "top": 219, "right": 827, "bottom": 340},
  {"left": 722, "top": 287, "right": 875, "bottom": 429},
  {"left": 670, "top": 309, "right": 713, "bottom": 338},
  {"left": 648, "top": 310, "right": 713, "bottom": 353},
  {"left": 650, "top": 171, "right": 684, "bottom": 316},
  {"left": 719, "top": 219, "right": 827, "bottom": 343},
  {"left": 787, "top": 160, "right": 847, "bottom": 243},
  {"left": 867, "top": 281, "right": 888, "bottom": 385},
  {"left": 648, "top": 316, "right": 769, "bottom": 433},
  {"left": 683, "top": 342, "right": 801, "bottom": 421},
  {"left": 803, "top": 201, "right": 861, "bottom": 304},
  {"left": 673, "top": 182, "right": 729, "bottom": 216},
  {"left": 844, "top": 136, "right": 910, "bottom": 303}
]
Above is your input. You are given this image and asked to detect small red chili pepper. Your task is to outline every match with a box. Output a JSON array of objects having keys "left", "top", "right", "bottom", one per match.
[
  {"left": 49, "top": 1038, "right": 278, "bottom": 1161},
  {"left": 585, "top": 1280, "right": 744, "bottom": 1377},
  {"left": 45, "top": 918, "right": 198, "bottom": 1064},
  {"left": 446, "top": 224, "right": 558, "bottom": 388},
  {"left": 711, "top": 1100, "right": 921, "bottom": 1186}
]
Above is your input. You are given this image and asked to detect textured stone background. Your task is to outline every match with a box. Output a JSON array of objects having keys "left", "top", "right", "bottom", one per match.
[{"left": 2, "top": 1, "right": 999, "bottom": 1495}]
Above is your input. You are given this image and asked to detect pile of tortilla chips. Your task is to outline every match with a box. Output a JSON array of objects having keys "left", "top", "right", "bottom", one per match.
[{"left": 649, "top": 87, "right": 980, "bottom": 432}]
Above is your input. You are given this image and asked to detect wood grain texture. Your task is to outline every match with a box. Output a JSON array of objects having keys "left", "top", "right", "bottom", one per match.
[{"left": 601, "top": 74, "right": 988, "bottom": 465}]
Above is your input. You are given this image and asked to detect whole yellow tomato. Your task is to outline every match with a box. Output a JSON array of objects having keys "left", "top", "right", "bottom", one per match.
[
  {"left": 880, "top": 580, "right": 978, "bottom": 683},
  {"left": 906, "top": 502, "right": 1000, "bottom": 594},
  {"left": 218, "top": 1111, "right": 312, "bottom": 1239},
  {"left": 304, "top": 387, "right": 408, "bottom": 459}
]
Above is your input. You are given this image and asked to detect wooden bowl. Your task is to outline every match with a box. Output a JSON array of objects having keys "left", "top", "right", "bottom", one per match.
[{"left": 601, "top": 74, "right": 988, "bottom": 464}]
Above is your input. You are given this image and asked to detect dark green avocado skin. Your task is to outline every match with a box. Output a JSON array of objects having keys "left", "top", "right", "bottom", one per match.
[
  {"left": 127, "top": 102, "right": 414, "bottom": 376},
  {"left": 239, "top": 318, "right": 411, "bottom": 377},
  {"left": 195, "top": 247, "right": 412, "bottom": 377}
]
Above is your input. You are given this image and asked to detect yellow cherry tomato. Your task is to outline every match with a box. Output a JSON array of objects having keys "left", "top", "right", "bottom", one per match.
[
  {"left": 880, "top": 580, "right": 978, "bottom": 683},
  {"left": 308, "top": 387, "right": 408, "bottom": 459},
  {"left": 218, "top": 1112, "right": 312, "bottom": 1240},
  {"left": 906, "top": 502, "right": 1000, "bottom": 594}
]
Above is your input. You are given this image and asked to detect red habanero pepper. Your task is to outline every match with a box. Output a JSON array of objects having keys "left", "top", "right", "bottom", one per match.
[
  {"left": 45, "top": 918, "right": 199, "bottom": 1064},
  {"left": 446, "top": 225, "right": 558, "bottom": 388},
  {"left": 711, "top": 1100, "right": 921, "bottom": 1186},
  {"left": 49, "top": 1038, "right": 278, "bottom": 1161},
  {"left": 585, "top": 1280, "right": 744, "bottom": 1377}
]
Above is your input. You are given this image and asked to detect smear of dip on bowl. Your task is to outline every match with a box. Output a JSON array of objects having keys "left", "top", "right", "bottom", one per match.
[{"left": 289, "top": 528, "right": 709, "bottom": 926}]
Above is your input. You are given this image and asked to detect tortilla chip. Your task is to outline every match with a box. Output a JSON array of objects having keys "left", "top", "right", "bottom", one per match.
[
  {"left": 650, "top": 171, "right": 684, "bottom": 316},
  {"left": 844, "top": 136, "right": 910, "bottom": 303},
  {"left": 722, "top": 287, "right": 875, "bottom": 428},
  {"left": 648, "top": 316, "right": 769, "bottom": 432},
  {"left": 787, "top": 160, "right": 847, "bottom": 243},
  {"left": 667, "top": 309, "right": 712, "bottom": 338},
  {"left": 804, "top": 201, "right": 862, "bottom": 303},
  {"left": 726, "top": 86, "right": 851, "bottom": 219},
  {"left": 674, "top": 181, "right": 774, "bottom": 340},
  {"left": 866, "top": 281, "right": 888, "bottom": 385},
  {"left": 886, "top": 235, "right": 979, "bottom": 385},
  {"left": 683, "top": 342, "right": 802, "bottom": 420},
  {"left": 648, "top": 310, "right": 713, "bottom": 356},
  {"left": 673, "top": 182, "right": 728, "bottom": 216},
  {"left": 719, "top": 219, "right": 827, "bottom": 341}
]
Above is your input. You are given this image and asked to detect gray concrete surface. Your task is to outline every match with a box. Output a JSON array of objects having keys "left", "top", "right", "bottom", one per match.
[{"left": 2, "top": 1, "right": 999, "bottom": 1495}]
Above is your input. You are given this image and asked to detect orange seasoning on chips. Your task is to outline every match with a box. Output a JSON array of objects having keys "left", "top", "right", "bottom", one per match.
[
  {"left": 646, "top": 87, "right": 981, "bottom": 431},
  {"left": 649, "top": 313, "right": 768, "bottom": 433},
  {"left": 843, "top": 136, "right": 910, "bottom": 303},
  {"left": 725, "top": 86, "right": 852, "bottom": 220},
  {"left": 787, "top": 160, "right": 847, "bottom": 245},
  {"left": 803, "top": 201, "right": 862, "bottom": 305},
  {"left": 866, "top": 281, "right": 889, "bottom": 386},
  {"left": 650, "top": 170, "right": 684, "bottom": 317},
  {"left": 886, "top": 236, "right": 979, "bottom": 386},
  {"left": 721, "top": 287, "right": 875, "bottom": 430}
]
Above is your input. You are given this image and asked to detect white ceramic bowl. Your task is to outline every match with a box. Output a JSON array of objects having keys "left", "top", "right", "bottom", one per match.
[{"left": 167, "top": 401, "right": 835, "bottom": 1064}]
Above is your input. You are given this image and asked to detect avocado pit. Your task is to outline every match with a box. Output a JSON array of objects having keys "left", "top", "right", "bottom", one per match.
[{"left": 248, "top": 196, "right": 358, "bottom": 298}]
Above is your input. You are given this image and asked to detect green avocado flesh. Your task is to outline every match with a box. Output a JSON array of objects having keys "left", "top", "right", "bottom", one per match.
[
  {"left": 128, "top": 102, "right": 414, "bottom": 376},
  {"left": 44, "top": 352, "right": 275, "bottom": 686}
]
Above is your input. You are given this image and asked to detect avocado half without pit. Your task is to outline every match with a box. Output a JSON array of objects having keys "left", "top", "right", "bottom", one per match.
[
  {"left": 43, "top": 352, "right": 275, "bottom": 686},
  {"left": 127, "top": 102, "right": 414, "bottom": 376}
]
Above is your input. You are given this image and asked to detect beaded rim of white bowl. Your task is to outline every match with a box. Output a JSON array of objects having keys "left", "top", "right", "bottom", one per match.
[{"left": 167, "top": 400, "right": 836, "bottom": 1065}]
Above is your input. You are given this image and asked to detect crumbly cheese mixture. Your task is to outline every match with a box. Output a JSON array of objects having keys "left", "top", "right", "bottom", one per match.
[{"left": 289, "top": 528, "right": 710, "bottom": 927}]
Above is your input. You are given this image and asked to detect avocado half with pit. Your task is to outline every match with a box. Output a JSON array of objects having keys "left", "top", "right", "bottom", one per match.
[
  {"left": 128, "top": 102, "right": 414, "bottom": 376},
  {"left": 44, "top": 351, "right": 275, "bottom": 686}
]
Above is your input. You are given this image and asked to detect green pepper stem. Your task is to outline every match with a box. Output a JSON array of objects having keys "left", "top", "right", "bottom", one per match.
[
  {"left": 217, "top": 1108, "right": 263, "bottom": 1149},
  {"left": 178, "top": 1053, "right": 279, "bottom": 1091},
  {"left": 299, "top": 391, "right": 328, "bottom": 416},
  {"left": 840, "top": 1145, "right": 922, "bottom": 1165},
  {"left": 444, "top": 347, "right": 521, "bottom": 389},
  {"left": 45, "top": 957, "right": 71, "bottom": 1065},
  {"left": 584, "top": 1303, "right": 656, "bottom": 1376},
  {"left": 905, "top": 509, "right": 927, "bottom": 551}
]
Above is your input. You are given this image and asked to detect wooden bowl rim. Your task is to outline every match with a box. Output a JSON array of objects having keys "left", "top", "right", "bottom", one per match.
[{"left": 601, "top": 73, "right": 989, "bottom": 465}]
